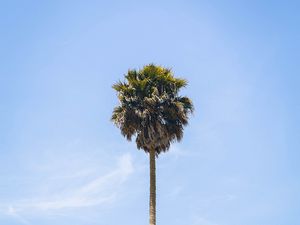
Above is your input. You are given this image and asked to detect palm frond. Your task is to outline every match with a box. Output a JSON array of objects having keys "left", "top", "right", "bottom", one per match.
[{"left": 111, "top": 64, "right": 194, "bottom": 155}]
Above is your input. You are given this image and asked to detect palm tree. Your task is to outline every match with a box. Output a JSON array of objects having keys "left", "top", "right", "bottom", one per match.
[{"left": 111, "top": 64, "right": 193, "bottom": 225}]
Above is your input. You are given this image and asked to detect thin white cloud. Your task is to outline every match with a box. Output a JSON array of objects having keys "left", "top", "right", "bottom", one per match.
[
  {"left": 166, "top": 185, "right": 183, "bottom": 198},
  {"left": 5, "top": 206, "right": 32, "bottom": 225},
  {"left": 0, "top": 153, "right": 133, "bottom": 219},
  {"left": 169, "top": 144, "right": 191, "bottom": 159},
  {"left": 192, "top": 215, "right": 219, "bottom": 225}
]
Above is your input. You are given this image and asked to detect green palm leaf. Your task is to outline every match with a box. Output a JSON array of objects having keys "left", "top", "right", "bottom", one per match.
[{"left": 111, "top": 64, "right": 193, "bottom": 154}]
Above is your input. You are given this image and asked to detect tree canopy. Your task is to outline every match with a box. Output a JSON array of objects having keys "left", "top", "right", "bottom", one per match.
[{"left": 112, "top": 64, "right": 194, "bottom": 155}]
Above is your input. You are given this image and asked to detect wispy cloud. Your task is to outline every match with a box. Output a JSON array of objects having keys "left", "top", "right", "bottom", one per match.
[
  {"left": 0, "top": 153, "right": 133, "bottom": 221},
  {"left": 192, "top": 216, "right": 219, "bottom": 225},
  {"left": 168, "top": 144, "right": 191, "bottom": 159},
  {"left": 5, "top": 206, "right": 32, "bottom": 225},
  {"left": 166, "top": 185, "right": 184, "bottom": 198}
]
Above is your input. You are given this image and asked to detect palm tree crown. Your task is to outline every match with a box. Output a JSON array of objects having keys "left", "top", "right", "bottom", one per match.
[{"left": 111, "top": 64, "right": 194, "bottom": 155}]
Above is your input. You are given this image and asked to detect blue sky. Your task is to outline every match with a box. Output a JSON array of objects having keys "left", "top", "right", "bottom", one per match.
[{"left": 0, "top": 0, "right": 299, "bottom": 225}]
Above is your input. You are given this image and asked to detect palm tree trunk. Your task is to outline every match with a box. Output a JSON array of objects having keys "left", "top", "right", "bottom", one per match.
[{"left": 149, "top": 147, "right": 156, "bottom": 225}]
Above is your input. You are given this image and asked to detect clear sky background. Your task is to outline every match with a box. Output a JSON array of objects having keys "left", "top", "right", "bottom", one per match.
[{"left": 0, "top": 1, "right": 299, "bottom": 225}]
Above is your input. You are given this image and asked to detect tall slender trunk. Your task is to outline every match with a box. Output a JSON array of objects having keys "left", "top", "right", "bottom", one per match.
[{"left": 149, "top": 147, "right": 156, "bottom": 225}]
